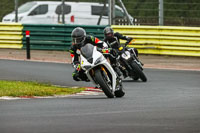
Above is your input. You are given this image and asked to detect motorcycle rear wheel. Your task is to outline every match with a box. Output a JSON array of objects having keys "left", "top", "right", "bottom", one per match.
[{"left": 95, "top": 69, "right": 115, "bottom": 98}]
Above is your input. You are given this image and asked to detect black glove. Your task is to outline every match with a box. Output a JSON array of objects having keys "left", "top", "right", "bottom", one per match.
[
  {"left": 124, "top": 37, "right": 134, "bottom": 46},
  {"left": 127, "top": 37, "right": 133, "bottom": 42}
]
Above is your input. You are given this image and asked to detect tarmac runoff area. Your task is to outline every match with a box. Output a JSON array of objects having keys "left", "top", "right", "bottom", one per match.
[{"left": 0, "top": 49, "right": 199, "bottom": 71}]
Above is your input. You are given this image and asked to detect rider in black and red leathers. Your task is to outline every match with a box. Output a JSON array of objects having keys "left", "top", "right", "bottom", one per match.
[{"left": 69, "top": 27, "right": 106, "bottom": 81}]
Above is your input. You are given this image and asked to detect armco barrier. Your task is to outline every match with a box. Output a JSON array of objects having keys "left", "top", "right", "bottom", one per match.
[
  {"left": 22, "top": 24, "right": 106, "bottom": 50},
  {"left": 1, "top": 23, "right": 200, "bottom": 57},
  {"left": 112, "top": 25, "right": 200, "bottom": 57},
  {"left": 0, "top": 23, "right": 23, "bottom": 49}
]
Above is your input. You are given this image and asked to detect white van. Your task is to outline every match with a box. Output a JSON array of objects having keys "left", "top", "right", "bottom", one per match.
[{"left": 2, "top": 1, "right": 133, "bottom": 25}]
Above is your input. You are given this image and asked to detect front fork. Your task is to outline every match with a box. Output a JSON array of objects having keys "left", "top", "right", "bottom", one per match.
[{"left": 128, "top": 49, "right": 143, "bottom": 69}]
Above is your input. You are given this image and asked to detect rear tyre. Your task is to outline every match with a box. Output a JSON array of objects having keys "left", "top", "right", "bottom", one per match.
[
  {"left": 95, "top": 69, "right": 114, "bottom": 98},
  {"left": 131, "top": 75, "right": 139, "bottom": 81},
  {"left": 131, "top": 62, "right": 147, "bottom": 82}
]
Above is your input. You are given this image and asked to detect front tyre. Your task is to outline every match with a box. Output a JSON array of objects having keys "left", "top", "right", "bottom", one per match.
[
  {"left": 95, "top": 69, "right": 114, "bottom": 98},
  {"left": 131, "top": 61, "right": 147, "bottom": 82}
]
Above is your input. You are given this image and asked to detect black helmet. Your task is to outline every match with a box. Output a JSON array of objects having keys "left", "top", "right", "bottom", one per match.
[
  {"left": 71, "top": 27, "right": 86, "bottom": 48},
  {"left": 103, "top": 27, "right": 114, "bottom": 40}
]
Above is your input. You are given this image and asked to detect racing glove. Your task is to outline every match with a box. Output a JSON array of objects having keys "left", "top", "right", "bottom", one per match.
[
  {"left": 127, "top": 37, "right": 133, "bottom": 42},
  {"left": 74, "top": 63, "right": 81, "bottom": 71}
]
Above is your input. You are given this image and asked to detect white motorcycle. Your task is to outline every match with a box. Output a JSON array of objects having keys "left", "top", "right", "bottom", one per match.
[{"left": 80, "top": 43, "right": 125, "bottom": 98}]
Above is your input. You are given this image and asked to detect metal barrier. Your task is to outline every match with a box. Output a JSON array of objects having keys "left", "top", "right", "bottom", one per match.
[
  {"left": 22, "top": 24, "right": 106, "bottom": 50},
  {"left": 112, "top": 25, "right": 200, "bottom": 57},
  {"left": 1, "top": 23, "right": 200, "bottom": 57},
  {"left": 0, "top": 23, "right": 23, "bottom": 49}
]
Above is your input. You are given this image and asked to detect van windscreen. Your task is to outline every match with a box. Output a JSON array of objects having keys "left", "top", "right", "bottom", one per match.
[
  {"left": 92, "top": 5, "right": 125, "bottom": 18},
  {"left": 16, "top": 2, "right": 37, "bottom": 14},
  {"left": 92, "top": 6, "right": 108, "bottom": 16}
]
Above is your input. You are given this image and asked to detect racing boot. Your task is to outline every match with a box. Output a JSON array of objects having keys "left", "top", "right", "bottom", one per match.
[{"left": 116, "top": 76, "right": 122, "bottom": 91}]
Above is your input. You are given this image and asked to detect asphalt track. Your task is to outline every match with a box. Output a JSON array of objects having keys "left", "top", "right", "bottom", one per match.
[{"left": 0, "top": 59, "right": 200, "bottom": 133}]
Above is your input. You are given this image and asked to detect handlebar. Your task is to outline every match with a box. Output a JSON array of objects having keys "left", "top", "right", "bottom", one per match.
[
  {"left": 97, "top": 38, "right": 135, "bottom": 57},
  {"left": 124, "top": 39, "right": 135, "bottom": 47}
]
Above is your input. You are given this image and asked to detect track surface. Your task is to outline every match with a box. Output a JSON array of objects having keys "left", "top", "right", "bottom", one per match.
[{"left": 0, "top": 60, "right": 200, "bottom": 133}]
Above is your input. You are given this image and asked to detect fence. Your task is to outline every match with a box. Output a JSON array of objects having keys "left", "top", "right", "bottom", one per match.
[
  {"left": 22, "top": 24, "right": 106, "bottom": 50},
  {"left": 112, "top": 25, "right": 200, "bottom": 57},
  {"left": 0, "top": 23, "right": 106, "bottom": 50},
  {"left": 1, "top": 0, "right": 200, "bottom": 27},
  {"left": 1, "top": 23, "right": 200, "bottom": 57},
  {"left": 0, "top": 23, "right": 23, "bottom": 49}
]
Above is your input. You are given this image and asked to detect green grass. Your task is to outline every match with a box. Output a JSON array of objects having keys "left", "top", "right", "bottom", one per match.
[{"left": 0, "top": 80, "right": 85, "bottom": 97}]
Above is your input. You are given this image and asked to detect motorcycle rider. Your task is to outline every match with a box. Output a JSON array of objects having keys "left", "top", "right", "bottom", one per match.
[
  {"left": 70, "top": 27, "right": 107, "bottom": 81},
  {"left": 103, "top": 26, "right": 138, "bottom": 78}
]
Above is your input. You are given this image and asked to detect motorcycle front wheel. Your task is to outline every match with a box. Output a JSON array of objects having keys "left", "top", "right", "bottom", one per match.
[
  {"left": 95, "top": 69, "right": 115, "bottom": 98},
  {"left": 130, "top": 61, "right": 147, "bottom": 82}
]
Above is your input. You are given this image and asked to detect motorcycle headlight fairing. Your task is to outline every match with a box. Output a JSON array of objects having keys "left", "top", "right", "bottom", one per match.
[
  {"left": 94, "top": 55, "right": 105, "bottom": 65},
  {"left": 121, "top": 51, "right": 131, "bottom": 60}
]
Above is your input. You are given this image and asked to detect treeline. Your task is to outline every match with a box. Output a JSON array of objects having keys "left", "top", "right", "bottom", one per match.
[{"left": 1, "top": 0, "right": 200, "bottom": 26}]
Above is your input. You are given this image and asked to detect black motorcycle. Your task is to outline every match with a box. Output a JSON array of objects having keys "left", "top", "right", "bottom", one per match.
[
  {"left": 116, "top": 40, "right": 147, "bottom": 82},
  {"left": 101, "top": 39, "right": 147, "bottom": 82},
  {"left": 103, "top": 40, "right": 147, "bottom": 82}
]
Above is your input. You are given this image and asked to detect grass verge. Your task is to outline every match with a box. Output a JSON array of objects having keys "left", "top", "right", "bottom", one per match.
[{"left": 0, "top": 80, "right": 85, "bottom": 97}]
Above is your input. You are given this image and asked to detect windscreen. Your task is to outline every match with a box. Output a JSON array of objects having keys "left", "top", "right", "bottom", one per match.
[
  {"left": 80, "top": 43, "right": 94, "bottom": 61},
  {"left": 13, "top": 2, "right": 37, "bottom": 14}
]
